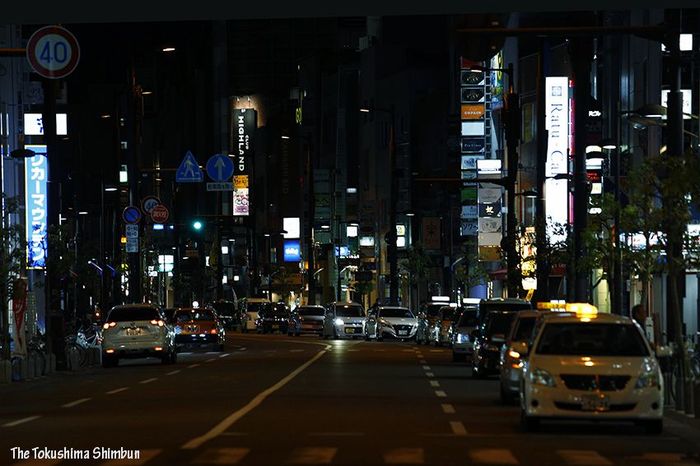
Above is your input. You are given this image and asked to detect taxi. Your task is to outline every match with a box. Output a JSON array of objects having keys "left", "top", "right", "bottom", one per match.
[
  {"left": 520, "top": 304, "right": 665, "bottom": 433},
  {"left": 173, "top": 307, "right": 226, "bottom": 351}
]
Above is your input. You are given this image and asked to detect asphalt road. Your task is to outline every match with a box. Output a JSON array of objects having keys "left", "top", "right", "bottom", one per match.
[{"left": 2, "top": 333, "right": 700, "bottom": 465}]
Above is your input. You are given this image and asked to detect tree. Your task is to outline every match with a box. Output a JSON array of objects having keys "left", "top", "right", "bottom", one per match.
[
  {"left": 1, "top": 196, "right": 26, "bottom": 360},
  {"left": 400, "top": 242, "right": 432, "bottom": 305},
  {"left": 453, "top": 238, "right": 489, "bottom": 294}
]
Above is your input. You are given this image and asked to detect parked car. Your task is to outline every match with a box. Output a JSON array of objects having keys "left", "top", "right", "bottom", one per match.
[
  {"left": 499, "top": 310, "right": 543, "bottom": 403},
  {"left": 451, "top": 306, "right": 479, "bottom": 361},
  {"left": 478, "top": 298, "right": 532, "bottom": 326},
  {"left": 172, "top": 307, "right": 226, "bottom": 351},
  {"left": 416, "top": 300, "right": 455, "bottom": 345},
  {"left": 427, "top": 306, "right": 459, "bottom": 346},
  {"left": 322, "top": 302, "right": 366, "bottom": 339},
  {"left": 365, "top": 306, "right": 418, "bottom": 341},
  {"left": 240, "top": 297, "right": 271, "bottom": 332},
  {"left": 520, "top": 305, "right": 666, "bottom": 434},
  {"left": 257, "top": 302, "right": 291, "bottom": 334},
  {"left": 471, "top": 310, "right": 517, "bottom": 378},
  {"left": 101, "top": 304, "right": 176, "bottom": 367},
  {"left": 288, "top": 305, "right": 326, "bottom": 336},
  {"left": 209, "top": 299, "right": 241, "bottom": 330}
]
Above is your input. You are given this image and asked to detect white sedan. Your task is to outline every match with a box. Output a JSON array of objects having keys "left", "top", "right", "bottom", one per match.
[
  {"left": 520, "top": 305, "right": 665, "bottom": 434},
  {"left": 365, "top": 306, "right": 418, "bottom": 341}
]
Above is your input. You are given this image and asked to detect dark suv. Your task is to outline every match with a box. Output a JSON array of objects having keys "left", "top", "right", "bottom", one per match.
[
  {"left": 471, "top": 310, "right": 516, "bottom": 378},
  {"left": 256, "top": 302, "right": 291, "bottom": 334}
]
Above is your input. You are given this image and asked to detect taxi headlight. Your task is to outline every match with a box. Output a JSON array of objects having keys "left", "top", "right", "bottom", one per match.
[
  {"left": 635, "top": 370, "right": 660, "bottom": 389},
  {"left": 531, "top": 368, "right": 556, "bottom": 387},
  {"left": 456, "top": 333, "right": 470, "bottom": 344},
  {"left": 334, "top": 318, "right": 344, "bottom": 326}
]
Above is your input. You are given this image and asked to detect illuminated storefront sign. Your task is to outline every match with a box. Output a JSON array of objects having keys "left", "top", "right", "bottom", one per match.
[
  {"left": 545, "top": 77, "right": 570, "bottom": 244},
  {"left": 24, "top": 145, "right": 48, "bottom": 269},
  {"left": 283, "top": 240, "right": 301, "bottom": 262},
  {"left": 231, "top": 108, "right": 256, "bottom": 216},
  {"left": 23, "top": 113, "right": 68, "bottom": 136}
]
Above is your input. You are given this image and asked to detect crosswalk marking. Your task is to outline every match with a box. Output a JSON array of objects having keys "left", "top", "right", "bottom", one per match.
[
  {"left": 422, "top": 365, "right": 431, "bottom": 370},
  {"left": 192, "top": 448, "right": 250, "bottom": 464},
  {"left": 426, "top": 372, "right": 435, "bottom": 378},
  {"left": 429, "top": 380, "right": 440, "bottom": 387},
  {"left": 450, "top": 421, "right": 468, "bottom": 436},
  {"left": 469, "top": 448, "right": 518, "bottom": 465},
  {"left": 441, "top": 403, "right": 456, "bottom": 414},
  {"left": 435, "top": 390, "right": 447, "bottom": 397},
  {"left": 383, "top": 448, "right": 424, "bottom": 464},
  {"left": 557, "top": 450, "right": 613, "bottom": 465},
  {"left": 101, "top": 449, "right": 160, "bottom": 466},
  {"left": 289, "top": 447, "right": 337, "bottom": 464}
]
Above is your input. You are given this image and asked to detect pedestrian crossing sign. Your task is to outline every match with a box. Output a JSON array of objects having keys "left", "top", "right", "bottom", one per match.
[{"left": 176, "top": 150, "right": 204, "bottom": 183}]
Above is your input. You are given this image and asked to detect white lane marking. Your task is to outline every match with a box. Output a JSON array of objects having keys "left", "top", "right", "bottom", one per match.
[
  {"left": 429, "top": 380, "right": 441, "bottom": 387},
  {"left": 441, "top": 403, "right": 456, "bottom": 414},
  {"left": 205, "top": 358, "right": 217, "bottom": 363},
  {"left": 426, "top": 372, "right": 435, "bottom": 378},
  {"left": 188, "top": 363, "right": 201, "bottom": 368},
  {"left": 167, "top": 370, "right": 181, "bottom": 376},
  {"left": 419, "top": 359, "right": 427, "bottom": 364},
  {"left": 182, "top": 346, "right": 331, "bottom": 449},
  {"left": 450, "top": 421, "right": 467, "bottom": 436},
  {"left": 557, "top": 450, "right": 613, "bottom": 466},
  {"left": 308, "top": 432, "right": 365, "bottom": 437},
  {"left": 435, "top": 390, "right": 447, "bottom": 398},
  {"left": 100, "top": 449, "right": 160, "bottom": 465},
  {"left": 289, "top": 447, "right": 337, "bottom": 464},
  {"left": 192, "top": 448, "right": 250, "bottom": 464},
  {"left": 239, "top": 347, "right": 247, "bottom": 351},
  {"left": 469, "top": 449, "right": 518, "bottom": 465},
  {"left": 62, "top": 398, "right": 91, "bottom": 408},
  {"left": 422, "top": 365, "right": 431, "bottom": 370},
  {"left": 139, "top": 377, "right": 158, "bottom": 384},
  {"left": 2, "top": 415, "right": 41, "bottom": 427},
  {"left": 219, "top": 353, "right": 230, "bottom": 358},
  {"left": 106, "top": 387, "right": 129, "bottom": 395},
  {"left": 383, "top": 448, "right": 424, "bottom": 464}
]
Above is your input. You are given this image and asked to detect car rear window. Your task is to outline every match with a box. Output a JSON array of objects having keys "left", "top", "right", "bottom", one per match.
[
  {"left": 379, "top": 308, "right": 414, "bottom": 318},
  {"left": 440, "top": 308, "right": 456, "bottom": 321},
  {"left": 297, "top": 307, "right": 325, "bottom": 316},
  {"left": 247, "top": 302, "right": 270, "bottom": 313},
  {"left": 512, "top": 317, "right": 536, "bottom": 341},
  {"left": 485, "top": 312, "right": 515, "bottom": 336},
  {"left": 336, "top": 305, "right": 365, "bottom": 317},
  {"left": 108, "top": 307, "right": 160, "bottom": 322},
  {"left": 536, "top": 323, "right": 649, "bottom": 356},
  {"left": 211, "top": 302, "right": 236, "bottom": 316},
  {"left": 174, "top": 310, "right": 216, "bottom": 322}
]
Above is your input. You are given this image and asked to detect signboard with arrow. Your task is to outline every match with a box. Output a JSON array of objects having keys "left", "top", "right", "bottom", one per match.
[{"left": 206, "top": 153, "right": 234, "bottom": 191}]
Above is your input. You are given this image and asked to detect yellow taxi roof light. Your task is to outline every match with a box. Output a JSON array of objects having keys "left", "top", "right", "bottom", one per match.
[{"left": 565, "top": 302, "right": 598, "bottom": 318}]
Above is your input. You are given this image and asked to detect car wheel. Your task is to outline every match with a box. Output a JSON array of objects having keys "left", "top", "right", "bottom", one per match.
[
  {"left": 639, "top": 419, "right": 663, "bottom": 434},
  {"left": 520, "top": 410, "right": 540, "bottom": 432}
]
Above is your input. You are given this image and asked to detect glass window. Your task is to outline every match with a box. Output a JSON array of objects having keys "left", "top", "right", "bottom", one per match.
[
  {"left": 457, "top": 309, "right": 478, "bottom": 327},
  {"left": 297, "top": 306, "right": 325, "bottom": 316},
  {"left": 536, "top": 323, "right": 649, "bottom": 356},
  {"left": 108, "top": 307, "right": 160, "bottom": 322},
  {"left": 378, "top": 307, "right": 414, "bottom": 318},
  {"left": 485, "top": 312, "right": 516, "bottom": 336},
  {"left": 336, "top": 305, "right": 365, "bottom": 317},
  {"left": 512, "top": 317, "right": 536, "bottom": 341}
]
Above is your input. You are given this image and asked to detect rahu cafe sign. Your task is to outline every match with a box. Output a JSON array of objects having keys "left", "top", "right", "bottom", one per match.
[
  {"left": 545, "top": 77, "right": 570, "bottom": 244},
  {"left": 24, "top": 145, "right": 48, "bottom": 269}
]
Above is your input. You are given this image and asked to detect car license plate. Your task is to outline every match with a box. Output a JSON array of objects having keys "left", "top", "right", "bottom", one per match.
[
  {"left": 126, "top": 328, "right": 141, "bottom": 336},
  {"left": 581, "top": 394, "right": 609, "bottom": 411},
  {"left": 398, "top": 330, "right": 408, "bottom": 336},
  {"left": 344, "top": 328, "right": 356, "bottom": 334}
]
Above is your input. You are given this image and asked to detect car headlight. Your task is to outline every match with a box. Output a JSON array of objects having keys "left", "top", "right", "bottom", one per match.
[
  {"left": 635, "top": 370, "right": 661, "bottom": 389},
  {"left": 456, "top": 333, "right": 470, "bottom": 344},
  {"left": 530, "top": 368, "right": 556, "bottom": 387},
  {"left": 334, "top": 318, "right": 344, "bottom": 326}
]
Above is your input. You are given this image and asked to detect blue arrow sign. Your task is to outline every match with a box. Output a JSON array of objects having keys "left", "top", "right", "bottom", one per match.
[
  {"left": 206, "top": 154, "right": 234, "bottom": 182},
  {"left": 122, "top": 206, "right": 142, "bottom": 224},
  {"left": 176, "top": 150, "right": 204, "bottom": 183}
]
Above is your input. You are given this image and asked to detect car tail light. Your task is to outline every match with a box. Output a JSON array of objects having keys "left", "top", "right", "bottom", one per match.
[
  {"left": 150, "top": 319, "right": 165, "bottom": 327},
  {"left": 105, "top": 349, "right": 115, "bottom": 354},
  {"left": 103, "top": 322, "right": 117, "bottom": 330},
  {"left": 210, "top": 329, "right": 218, "bottom": 334},
  {"left": 154, "top": 346, "right": 163, "bottom": 351}
]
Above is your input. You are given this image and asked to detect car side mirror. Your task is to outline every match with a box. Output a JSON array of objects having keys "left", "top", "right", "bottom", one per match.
[
  {"left": 655, "top": 345, "right": 673, "bottom": 358},
  {"left": 491, "top": 333, "right": 506, "bottom": 344}
]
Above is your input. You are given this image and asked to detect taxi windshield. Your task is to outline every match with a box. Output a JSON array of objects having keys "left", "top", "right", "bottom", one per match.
[{"left": 536, "top": 323, "right": 649, "bottom": 356}]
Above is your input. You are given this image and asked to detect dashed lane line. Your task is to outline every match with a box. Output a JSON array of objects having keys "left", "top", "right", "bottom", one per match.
[
  {"left": 205, "top": 358, "right": 217, "bottom": 363},
  {"left": 106, "top": 387, "right": 129, "bottom": 395},
  {"left": 139, "top": 378, "right": 158, "bottom": 384},
  {"left": 219, "top": 353, "right": 230, "bottom": 358},
  {"left": 450, "top": 421, "right": 468, "bottom": 436},
  {"left": 188, "top": 363, "right": 201, "bottom": 369},
  {"left": 181, "top": 346, "right": 331, "bottom": 449},
  {"left": 429, "top": 380, "right": 441, "bottom": 388},
  {"left": 166, "top": 370, "right": 181, "bottom": 376},
  {"left": 2, "top": 415, "right": 41, "bottom": 427},
  {"left": 441, "top": 403, "right": 456, "bottom": 414},
  {"left": 435, "top": 390, "right": 447, "bottom": 398},
  {"left": 62, "top": 398, "right": 91, "bottom": 408},
  {"left": 422, "top": 365, "right": 431, "bottom": 370},
  {"left": 426, "top": 372, "right": 435, "bottom": 378}
]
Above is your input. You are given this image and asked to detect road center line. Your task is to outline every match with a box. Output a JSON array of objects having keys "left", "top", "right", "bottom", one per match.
[
  {"left": 430, "top": 380, "right": 441, "bottom": 387},
  {"left": 181, "top": 346, "right": 331, "bottom": 449},
  {"left": 188, "top": 363, "right": 201, "bottom": 368},
  {"left": 441, "top": 403, "right": 456, "bottom": 414},
  {"left": 450, "top": 421, "right": 468, "bottom": 436},
  {"left": 426, "top": 372, "right": 435, "bottom": 378},
  {"left": 139, "top": 377, "right": 158, "bottom": 384},
  {"left": 205, "top": 358, "right": 217, "bottom": 363},
  {"left": 435, "top": 390, "right": 447, "bottom": 398},
  {"left": 219, "top": 353, "right": 230, "bottom": 358},
  {"left": 166, "top": 370, "right": 181, "bottom": 375},
  {"left": 62, "top": 398, "right": 91, "bottom": 408},
  {"left": 422, "top": 365, "right": 431, "bottom": 370},
  {"left": 106, "top": 387, "right": 129, "bottom": 395},
  {"left": 2, "top": 415, "right": 41, "bottom": 427}
]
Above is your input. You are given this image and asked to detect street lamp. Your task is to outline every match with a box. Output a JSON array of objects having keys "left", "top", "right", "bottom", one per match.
[{"left": 360, "top": 106, "right": 399, "bottom": 305}]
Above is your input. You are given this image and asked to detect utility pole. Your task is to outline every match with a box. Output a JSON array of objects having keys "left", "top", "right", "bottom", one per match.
[
  {"left": 535, "top": 40, "right": 551, "bottom": 303},
  {"left": 504, "top": 63, "right": 521, "bottom": 298},
  {"left": 388, "top": 110, "right": 399, "bottom": 306}
]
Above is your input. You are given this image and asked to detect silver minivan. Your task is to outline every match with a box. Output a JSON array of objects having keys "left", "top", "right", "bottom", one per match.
[{"left": 322, "top": 302, "right": 366, "bottom": 339}]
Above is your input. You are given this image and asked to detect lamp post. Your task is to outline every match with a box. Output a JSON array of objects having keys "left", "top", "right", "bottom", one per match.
[{"left": 360, "top": 106, "right": 398, "bottom": 305}]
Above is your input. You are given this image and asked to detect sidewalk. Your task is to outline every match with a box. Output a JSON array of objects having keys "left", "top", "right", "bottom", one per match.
[{"left": 664, "top": 408, "right": 700, "bottom": 447}]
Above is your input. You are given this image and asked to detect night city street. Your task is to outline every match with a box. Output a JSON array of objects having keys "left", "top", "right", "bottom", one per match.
[{"left": 2, "top": 333, "right": 700, "bottom": 465}]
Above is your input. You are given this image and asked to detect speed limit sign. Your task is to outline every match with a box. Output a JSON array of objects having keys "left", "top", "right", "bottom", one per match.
[{"left": 26, "top": 25, "right": 80, "bottom": 79}]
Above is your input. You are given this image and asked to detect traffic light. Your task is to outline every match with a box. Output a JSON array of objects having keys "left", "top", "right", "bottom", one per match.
[{"left": 192, "top": 220, "right": 203, "bottom": 231}]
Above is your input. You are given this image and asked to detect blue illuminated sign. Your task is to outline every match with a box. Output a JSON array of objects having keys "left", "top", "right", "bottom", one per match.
[
  {"left": 24, "top": 145, "right": 48, "bottom": 269},
  {"left": 283, "top": 240, "right": 301, "bottom": 262}
]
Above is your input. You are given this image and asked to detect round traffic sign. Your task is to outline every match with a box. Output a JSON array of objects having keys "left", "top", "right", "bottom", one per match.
[
  {"left": 141, "top": 195, "right": 161, "bottom": 214},
  {"left": 26, "top": 26, "right": 80, "bottom": 79},
  {"left": 150, "top": 204, "right": 170, "bottom": 224},
  {"left": 122, "top": 206, "right": 141, "bottom": 224}
]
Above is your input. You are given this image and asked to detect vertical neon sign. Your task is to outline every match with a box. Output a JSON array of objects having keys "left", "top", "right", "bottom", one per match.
[{"left": 24, "top": 145, "right": 48, "bottom": 269}]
